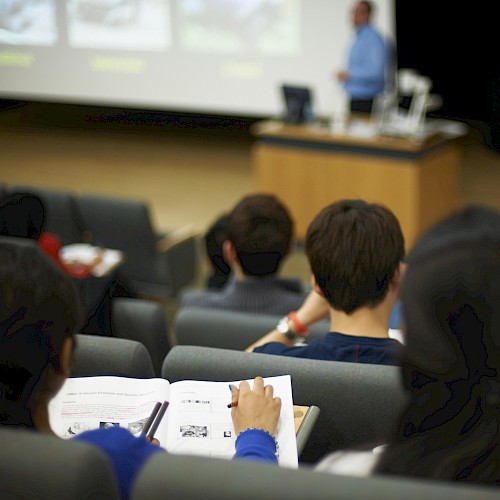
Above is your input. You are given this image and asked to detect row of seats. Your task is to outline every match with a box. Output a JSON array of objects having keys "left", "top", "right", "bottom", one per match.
[
  {"left": 4, "top": 339, "right": 498, "bottom": 498},
  {"left": 2, "top": 425, "right": 497, "bottom": 500},
  {"left": 70, "top": 337, "right": 404, "bottom": 462},
  {"left": 0, "top": 183, "right": 200, "bottom": 301},
  {"left": 173, "top": 306, "right": 328, "bottom": 350}
]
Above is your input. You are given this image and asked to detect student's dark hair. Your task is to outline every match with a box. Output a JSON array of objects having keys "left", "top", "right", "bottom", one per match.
[
  {"left": 305, "top": 199, "right": 404, "bottom": 313},
  {"left": 0, "top": 238, "right": 83, "bottom": 427},
  {"left": 376, "top": 205, "right": 500, "bottom": 483},
  {"left": 224, "top": 194, "right": 294, "bottom": 276},
  {"left": 0, "top": 192, "right": 45, "bottom": 240}
]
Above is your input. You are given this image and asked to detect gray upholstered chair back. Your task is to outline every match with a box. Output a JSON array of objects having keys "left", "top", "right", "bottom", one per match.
[
  {"left": 131, "top": 450, "right": 500, "bottom": 500},
  {"left": 75, "top": 192, "right": 198, "bottom": 299},
  {"left": 77, "top": 193, "right": 158, "bottom": 265},
  {"left": 111, "top": 297, "right": 171, "bottom": 376},
  {"left": 72, "top": 333, "right": 155, "bottom": 378},
  {"left": 173, "top": 307, "right": 328, "bottom": 350},
  {"left": 0, "top": 427, "right": 119, "bottom": 499},
  {"left": 162, "top": 345, "right": 408, "bottom": 463}
]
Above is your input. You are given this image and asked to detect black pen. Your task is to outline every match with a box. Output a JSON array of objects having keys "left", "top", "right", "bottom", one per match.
[
  {"left": 141, "top": 402, "right": 161, "bottom": 436},
  {"left": 141, "top": 401, "right": 169, "bottom": 439},
  {"left": 147, "top": 401, "right": 169, "bottom": 440}
]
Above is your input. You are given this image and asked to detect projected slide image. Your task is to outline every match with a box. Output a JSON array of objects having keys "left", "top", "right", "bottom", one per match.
[
  {"left": 67, "top": 0, "right": 172, "bottom": 50},
  {"left": 0, "top": 0, "right": 58, "bottom": 45},
  {"left": 177, "top": 0, "right": 300, "bottom": 55}
]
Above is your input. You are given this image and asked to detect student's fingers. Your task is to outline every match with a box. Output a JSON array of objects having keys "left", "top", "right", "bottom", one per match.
[
  {"left": 264, "top": 383, "right": 274, "bottom": 398},
  {"left": 146, "top": 437, "right": 161, "bottom": 446},
  {"left": 252, "top": 376, "right": 265, "bottom": 393},
  {"left": 237, "top": 379, "right": 251, "bottom": 395},
  {"left": 230, "top": 383, "right": 240, "bottom": 405}
]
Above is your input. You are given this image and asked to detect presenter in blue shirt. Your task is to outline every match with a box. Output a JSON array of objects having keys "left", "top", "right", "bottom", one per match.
[{"left": 337, "top": 1, "right": 387, "bottom": 114}]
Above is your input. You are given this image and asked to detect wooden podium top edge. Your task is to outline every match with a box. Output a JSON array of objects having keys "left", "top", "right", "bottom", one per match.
[{"left": 250, "top": 119, "right": 451, "bottom": 153}]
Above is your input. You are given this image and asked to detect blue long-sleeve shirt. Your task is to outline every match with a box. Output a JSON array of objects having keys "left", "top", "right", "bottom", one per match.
[
  {"left": 74, "top": 426, "right": 277, "bottom": 499},
  {"left": 343, "top": 24, "right": 387, "bottom": 99}
]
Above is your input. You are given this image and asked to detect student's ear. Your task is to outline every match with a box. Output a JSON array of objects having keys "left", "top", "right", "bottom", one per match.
[
  {"left": 311, "top": 274, "right": 326, "bottom": 297},
  {"left": 391, "top": 261, "right": 406, "bottom": 291},
  {"left": 222, "top": 240, "right": 237, "bottom": 265},
  {"left": 59, "top": 336, "right": 74, "bottom": 378}
]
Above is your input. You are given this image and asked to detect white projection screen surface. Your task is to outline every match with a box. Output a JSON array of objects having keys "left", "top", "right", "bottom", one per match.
[{"left": 0, "top": 0, "right": 395, "bottom": 118}]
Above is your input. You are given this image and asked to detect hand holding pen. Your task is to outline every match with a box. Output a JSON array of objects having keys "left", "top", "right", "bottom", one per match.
[
  {"left": 228, "top": 376, "right": 281, "bottom": 436},
  {"left": 141, "top": 400, "right": 169, "bottom": 445}
]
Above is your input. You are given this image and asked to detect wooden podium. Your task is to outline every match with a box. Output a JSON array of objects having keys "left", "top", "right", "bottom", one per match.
[{"left": 251, "top": 120, "right": 462, "bottom": 250}]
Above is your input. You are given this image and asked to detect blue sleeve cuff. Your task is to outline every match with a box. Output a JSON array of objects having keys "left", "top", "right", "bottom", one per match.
[{"left": 233, "top": 428, "right": 278, "bottom": 464}]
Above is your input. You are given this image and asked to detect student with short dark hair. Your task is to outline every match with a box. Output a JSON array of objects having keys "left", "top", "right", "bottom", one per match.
[
  {"left": 0, "top": 238, "right": 281, "bottom": 499},
  {"left": 247, "top": 199, "right": 405, "bottom": 366},
  {"left": 181, "top": 193, "right": 306, "bottom": 315},
  {"left": 225, "top": 193, "right": 293, "bottom": 277},
  {"left": 305, "top": 199, "right": 404, "bottom": 313}
]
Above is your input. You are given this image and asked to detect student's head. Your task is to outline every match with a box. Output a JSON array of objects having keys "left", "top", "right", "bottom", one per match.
[
  {"left": 400, "top": 205, "right": 500, "bottom": 411},
  {"left": 378, "top": 205, "right": 500, "bottom": 482},
  {"left": 0, "top": 192, "right": 45, "bottom": 240},
  {"left": 0, "top": 238, "right": 82, "bottom": 428},
  {"left": 223, "top": 194, "right": 294, "bottom": 277},
  {"left": 305, "top": 199, "right": 404, "bottom": 313}
]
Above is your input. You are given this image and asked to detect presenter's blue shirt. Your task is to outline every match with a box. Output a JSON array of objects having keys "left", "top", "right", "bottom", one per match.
[
  {"left": 253, "top": 332, "right": 402, "bottom": 366},
  {"left": 344, "top": 24, "right": 387, "bottom": 99}
]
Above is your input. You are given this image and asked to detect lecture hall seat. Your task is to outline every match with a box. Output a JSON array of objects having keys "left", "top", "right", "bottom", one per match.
[
  {"left": 111, "top": 297, "right": 171, "bottom": 377},
  {"left": 75, "top": 192, "right": 199, "bottom": 301},
  {"left": 0, "top": 426, "right": 120, "bottom": 500},
  {"left": 71, "top": 334, "right": 155, "bottom": 378}
]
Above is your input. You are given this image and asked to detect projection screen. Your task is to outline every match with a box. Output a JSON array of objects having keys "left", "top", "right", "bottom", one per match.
[{"left": 0, "top": 0, "right": 395, "bottom": 118}]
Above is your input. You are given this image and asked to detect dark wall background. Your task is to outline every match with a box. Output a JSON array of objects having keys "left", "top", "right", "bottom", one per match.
[{"left": 395, "top": 1, "right": 496, "bottom": 124}]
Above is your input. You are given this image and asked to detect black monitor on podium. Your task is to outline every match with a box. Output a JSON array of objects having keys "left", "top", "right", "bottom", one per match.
[{"left": 281, "top": 84, "right": 314, "bottom": 124}]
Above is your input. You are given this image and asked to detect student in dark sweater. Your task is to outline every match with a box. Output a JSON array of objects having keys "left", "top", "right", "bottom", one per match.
[
  {"left": 247, "top": 199, "right": 405, "bottom": 366},
  {"left": 181, "top": 193, "right": 306, "bottom": 315}
]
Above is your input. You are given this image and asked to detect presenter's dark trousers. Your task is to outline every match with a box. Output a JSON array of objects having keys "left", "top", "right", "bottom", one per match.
[{"left": 350, "top": 98, "right": 373, "bottom": 114}]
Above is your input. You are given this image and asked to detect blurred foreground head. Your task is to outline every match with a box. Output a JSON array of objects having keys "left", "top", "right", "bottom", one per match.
[
  {"left": 0, "top": 238, "right": 82, "bottom": 427},
  {"left": 380, "top": 205, "right": 500, "bottom": 482}
]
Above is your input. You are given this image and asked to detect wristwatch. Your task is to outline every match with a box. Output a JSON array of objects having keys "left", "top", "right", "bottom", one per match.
[{"left": 276, "top": 315, "right": 299, "bottom": 341}]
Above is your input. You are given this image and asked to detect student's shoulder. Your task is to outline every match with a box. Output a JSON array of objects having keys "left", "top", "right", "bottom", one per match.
[
  {"left": 73, "top": 426, "right": 164, "bottom": 458},
  {"left": 73, "top": 426, "right": 135, "bottom": 446}
]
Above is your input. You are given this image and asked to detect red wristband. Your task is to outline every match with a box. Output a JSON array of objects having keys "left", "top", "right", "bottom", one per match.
[{"left": 287, "top": 311, "right": 309, "bottom": 336}]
